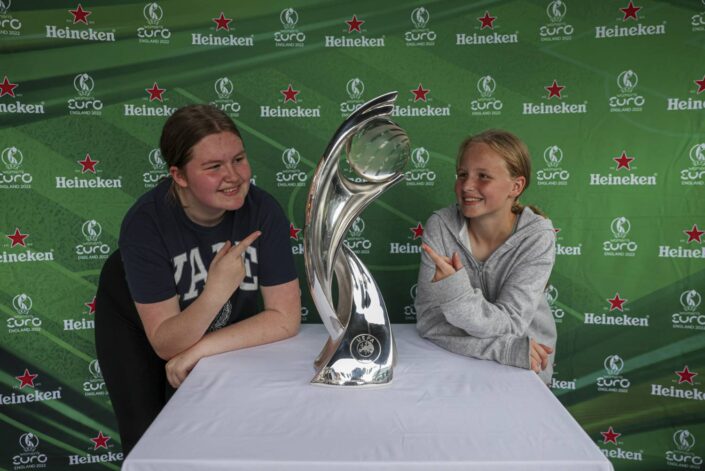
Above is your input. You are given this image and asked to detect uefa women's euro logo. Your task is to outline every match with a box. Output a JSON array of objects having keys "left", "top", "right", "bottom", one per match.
[
  {"left": 672, "top": 289, "right": 704, "bottom": 331},
  {"left": 340, "top": 78, "right": 365, "bottom": 117},
  {"left": 210, "top": 77, "right": 240, "bottom": 117},
  {"left": 405, "top": 147, "right": 436, "bottom": 187},
  {"left": 405, "top": 6, "right": 436, "bottom": 46},
  {"left": 471, "top": 75, "right": 503, "bottom": 116},
  {"left": 12, "top": 432, "right": 47, "bottom": 470},
  {"left": 539, "top": 0, "right": 573, "bottom": 41},
  {"left": 681, "top": 143, "right": 705, "bottom": 186},
  {"left": 138, "top": 2, "right": 171, "bottom": 44},
  {"left": 68, "top": 73, "right": 103, "bottom": 116},
  {"left": 604, "top": 216, "right": 638, "bottom": 256},
  {"left": 596, "top": 354, "right": 631, "bottom": 393},
  {"left": 0, "top": 145, "right": 32, "bottom": 189},
  {"left": 609, "top": 70, "right": 645, "bottom": 112},
  {"left": 75, "top": 220, "right": 111, "bottom": 261},
  {"left": 666, "top": 429, "right": 702, "bottom": 469},
  {"left": 276, "top": 148, "right": 307, "bottom": 188},
  {"left": 537, "top": 145, "right": 570, "bottom": 186},
  {"left": 274, "top": 8, "right": 305, "bottom": 47},
  {"left": 83, "top": 359, "right": 107, "bottom": 397},
  {"left": 345, "top": 217, "right": 372, "bottom": 254},
  {"left": 8, "top": 293, "right": 41, "bottom": 334}
]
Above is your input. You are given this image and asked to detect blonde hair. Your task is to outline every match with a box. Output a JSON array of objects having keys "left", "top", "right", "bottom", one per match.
[{"left": 457, "top": 129, "right": 545, "bottom": 217}]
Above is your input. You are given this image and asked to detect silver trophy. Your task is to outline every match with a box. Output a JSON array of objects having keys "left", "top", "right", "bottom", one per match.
[{"left": 304, "top": 92, "right": 410, "bottom": 386}]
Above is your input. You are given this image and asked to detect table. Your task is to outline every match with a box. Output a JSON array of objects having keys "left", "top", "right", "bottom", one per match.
[{"left": 123, "top": 325, "right": 612, "bottom": 470}]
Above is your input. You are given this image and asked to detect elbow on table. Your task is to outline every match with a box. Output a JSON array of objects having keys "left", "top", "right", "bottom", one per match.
[{"left": 281, "top": 304, "right": 302, "bottom": 339}]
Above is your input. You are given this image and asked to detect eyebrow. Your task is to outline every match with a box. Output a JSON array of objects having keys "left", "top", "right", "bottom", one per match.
[
  {"left": 200, "top": 151, "right": 247, "bottom": 166},
  {"left": 457, "top": 166, "right": 492, "bottom": 172}
]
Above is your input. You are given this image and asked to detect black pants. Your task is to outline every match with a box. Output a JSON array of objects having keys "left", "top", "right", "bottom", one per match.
[{"left": 94, "top": 251, "right": 175, "bottom": 456}]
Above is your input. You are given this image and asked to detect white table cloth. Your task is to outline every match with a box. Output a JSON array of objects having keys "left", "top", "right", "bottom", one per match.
[{"left": 123, "top": 324, "right": 612, "bottom": 470}]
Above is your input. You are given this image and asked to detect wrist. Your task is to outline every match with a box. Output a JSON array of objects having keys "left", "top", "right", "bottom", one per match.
[{"left": 201, "top": 282, "right": 231, "bottom": 307}]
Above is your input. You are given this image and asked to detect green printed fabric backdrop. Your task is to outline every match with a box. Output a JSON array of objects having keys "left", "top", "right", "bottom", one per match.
[{"left": 2, "top": 0, "right": 705, "bottom": 469}]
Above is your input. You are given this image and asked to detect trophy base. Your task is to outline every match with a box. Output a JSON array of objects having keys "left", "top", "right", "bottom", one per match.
[{"left": 310, "top": 326, "right": 395, "bottom": 387}]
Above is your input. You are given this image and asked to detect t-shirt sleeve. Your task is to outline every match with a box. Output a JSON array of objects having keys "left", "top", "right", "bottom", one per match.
[
  {"left": 256, "top": 192, "right": 299, "bottom": 287},
  {"left": 119, "top": 210, "right": 177, "bottom": 304}
]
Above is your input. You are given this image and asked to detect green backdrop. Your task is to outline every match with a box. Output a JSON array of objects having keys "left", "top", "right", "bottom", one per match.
[{"left": 2, "top": 1, "right": 704, "bottom": 469}]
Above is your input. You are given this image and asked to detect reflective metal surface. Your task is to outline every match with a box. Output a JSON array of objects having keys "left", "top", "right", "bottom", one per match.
[{"left": 304, "top": 92, "right": 410, "bottom": 386}]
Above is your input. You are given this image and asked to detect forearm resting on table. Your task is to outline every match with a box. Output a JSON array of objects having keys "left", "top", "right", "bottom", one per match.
[
  {"left": 188, "top": 304, "right": 301, "bottom": 360},
  {"left": 136, "top": 288, "right": 229, "bottom": 360}
]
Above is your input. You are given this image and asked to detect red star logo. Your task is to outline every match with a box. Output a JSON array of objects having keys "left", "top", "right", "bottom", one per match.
[
  {"left": 695, "top": 76, "right": 705, "bottom": 95},
  {"left": 7, "top": 228, "right": 29, "bottom": 247},
  {"left": 410, "top": 84, "right": 430, "bottom": 102},
  {"left": 545, "top": 80, "right": 565, "bottom": 99},
  {"left": 146, "top": 82, "right": 165, "bottom": 102},
  {"left": 69, "top": 4, "right": 91, "bottom": 24},
  {"left": 289, "top": 223, "right": 302, "bottom": 240},
  {"left": 90, "top": 431, "right": 111, "bottom": 450},
  {"left": 608, "top": 293, "right": 627, "bottom": 312},
  {"left": 213, "top": 12, "right": 232, "bottom": 31},
  {"left": 601, "top": 426, "right": 621, "bottom": 444},
  {"left": 16, "top": 369, "right": 38, "bottom": 389},
  {"left": 620, "top": 1, "right": 641, "bottom": 21},
  {"left": 77, "top": 153, "right": 99, "bottom": 174},
  {"left": 613, "top": 151, "right": 635, "bottom": 170},
  {"left": 410, "top": 223, "right": 424, "bottom": 239},
  {"left": 477, "top": 11, "right": 496, "bottom": 30},
  {"left": 0, "top": 76, "right": 18, "bottom": 98},
  {"left": 684, "top": 224, "right": 704, "bottom": 244},
  {"left": 281, "top": 84, "right": 300, "bottom": 103},
  {"left": 676, "top": 366, "right": 698, "bottom": 385},
  {"left": 346, "top": 15, "right": 364, "bottom": 33},
  {"left": 85, "top": 296, "right": 97, "bottom": 315}
]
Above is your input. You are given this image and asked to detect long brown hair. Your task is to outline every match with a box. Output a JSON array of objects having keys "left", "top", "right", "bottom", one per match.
[{"left": 457, "top": 129, "right": 545, "bottom": 217}]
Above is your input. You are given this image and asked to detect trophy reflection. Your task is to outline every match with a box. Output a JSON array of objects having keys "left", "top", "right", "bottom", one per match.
[{"left": 304, "top": 92, "right": 410, "bottom": 386}]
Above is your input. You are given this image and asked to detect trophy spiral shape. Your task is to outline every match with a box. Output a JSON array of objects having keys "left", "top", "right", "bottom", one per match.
[{"left": 304, "top": 92, "right": 410, "bottom": 386}]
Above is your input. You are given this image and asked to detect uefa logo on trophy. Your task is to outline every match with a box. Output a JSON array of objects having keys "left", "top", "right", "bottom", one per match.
[{"left": 304, "top": 92, "right": 410, "bottom": 386}]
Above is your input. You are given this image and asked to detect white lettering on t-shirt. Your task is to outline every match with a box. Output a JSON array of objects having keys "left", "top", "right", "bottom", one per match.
[
  {"left": 239, "top": 244, "right": 258, "bottom": 291},
  {"left": 185, "top": 247, "right": 208, "bottom": 300},
  {"left": 173, "top": 253, "right": 187, "bottom": 285}
]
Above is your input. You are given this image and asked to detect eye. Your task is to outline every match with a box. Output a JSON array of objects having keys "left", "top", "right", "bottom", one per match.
[
  {"left": 456, "top": 171, "right": 467, "bottom": 179},
  {"left": 206, "top": 163, "right": 221, "bottom": 170},
  {"left": 479, "top": 173, "right": 491, "bottom": 180}
]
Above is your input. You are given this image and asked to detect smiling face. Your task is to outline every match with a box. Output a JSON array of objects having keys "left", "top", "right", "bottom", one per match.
[
  {"left": 454, "top": 142, "right": 525, "bottom": 224},
  {"left": 170, "top": 131, "right": 251, "bottom": 226}
]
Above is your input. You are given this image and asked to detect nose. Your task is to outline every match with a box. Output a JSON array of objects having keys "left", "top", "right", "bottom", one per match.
[
  {"left": 223, "top": 162, "right": 242, "bottom": 181},
  {"left": 461, "top": 176, "right": 476, "bottom": 192}
]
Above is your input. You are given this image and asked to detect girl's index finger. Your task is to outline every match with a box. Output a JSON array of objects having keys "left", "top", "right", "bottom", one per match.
[
  {"left": 422, "top": 243, "right": 447, "bottom": 266},
  {"left": 232, "top": 231, "right": 262, "bottom": 256}
]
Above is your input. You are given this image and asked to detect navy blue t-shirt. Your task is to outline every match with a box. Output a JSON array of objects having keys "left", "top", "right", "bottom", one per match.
[{"left": 119, "top": 179, "right": 297, "bottom": 331}]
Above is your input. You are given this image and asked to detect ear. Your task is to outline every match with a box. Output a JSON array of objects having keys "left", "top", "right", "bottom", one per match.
[
  {"left": 169, "top": 166, "right": 188, "bottom": 188},
  {"left": 510, "top": 176, "right": 526, "bottom": 197}
]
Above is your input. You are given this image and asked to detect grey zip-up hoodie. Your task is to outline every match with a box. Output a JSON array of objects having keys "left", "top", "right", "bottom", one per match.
[{"left": 415, "top": 204, "right": 557, "bottom": 384}]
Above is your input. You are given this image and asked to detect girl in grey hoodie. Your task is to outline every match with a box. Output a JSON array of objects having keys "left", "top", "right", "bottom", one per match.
[{"left": 415, "top": 129, "right": 557, "bottom": 384}]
